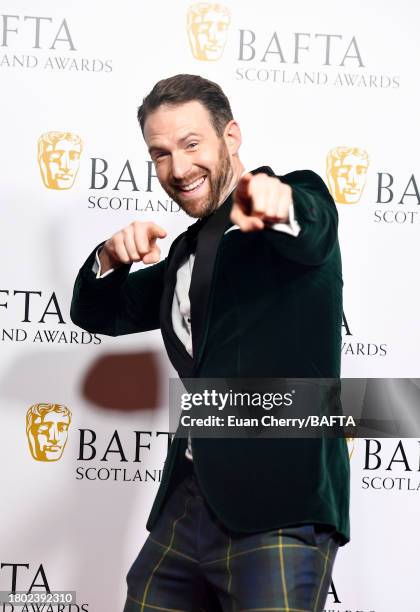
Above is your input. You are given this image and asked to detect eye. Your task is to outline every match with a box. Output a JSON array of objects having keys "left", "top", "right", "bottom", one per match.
[
  {"left": 154, "top": 152, "right": 168, "bottom": 162},
  {"left": 337, "top": 166, "right": 349, "bottom": 176},
  {"left": 187, "top": 142, "right": 198, "bottom": 150}
]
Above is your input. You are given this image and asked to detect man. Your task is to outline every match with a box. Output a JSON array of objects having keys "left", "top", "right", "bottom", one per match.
[{"left": 71, "top": 74, "right": 350, "bottom": 611}]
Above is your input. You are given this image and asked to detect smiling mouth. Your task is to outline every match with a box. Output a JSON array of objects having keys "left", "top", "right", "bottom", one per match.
[{"left": 177, "top": 175, "right": 207, "bottom": 193}]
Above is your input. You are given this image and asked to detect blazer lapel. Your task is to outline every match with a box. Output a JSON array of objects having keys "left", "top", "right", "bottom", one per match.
[
  {"left": 160, "top": 234, "right": 195, "bottom": 377},
  {"left": 160, "top": 166, "right": 276, "bottom": 376},
  {"left": 189, "top": 192, "right": 234, "bottom": 366},
  {"left": 189, "top": 166, "right": 276, "bottom": 367}
]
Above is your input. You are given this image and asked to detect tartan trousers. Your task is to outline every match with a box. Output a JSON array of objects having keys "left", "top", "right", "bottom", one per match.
[{"left": 123, "top": 459, "right": 340, "bottom": 612}]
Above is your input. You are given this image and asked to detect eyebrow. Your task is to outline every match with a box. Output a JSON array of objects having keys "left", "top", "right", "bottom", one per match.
[{"left": 148, "top": 132, "right": 201, "bottom": 155}]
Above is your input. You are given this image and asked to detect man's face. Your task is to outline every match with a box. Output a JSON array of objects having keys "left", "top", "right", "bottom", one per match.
[
  {"left": 188, "top": 5, "right": 231, "bottom": 61},
  {"left": 41, "top": 139, "right": 81, "bottom": 189},
  {"left": 144, "top": 101, "right": 234, "bottom": 218},
  {"left": 29, "top": 411, "right": 70, "bottom": 461},
  {"left": 330, "top": 153, "right": 369, "bottom": 204}
]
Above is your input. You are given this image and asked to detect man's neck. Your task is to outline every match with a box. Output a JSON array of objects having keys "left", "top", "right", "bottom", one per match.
[{"left": 216, "top": 158, "right": 245, "bottom": 209}]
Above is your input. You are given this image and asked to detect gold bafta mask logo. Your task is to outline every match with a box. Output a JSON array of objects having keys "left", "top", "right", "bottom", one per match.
[
  {"left": 187, "top": 3, "right": 231, "bottom": 61},
  {"left": 326, "top": 147, "right": 370, "bottom": 204},
  {"left": 26, "top": 403, "right": 72, "bottom": 462},
  {"left": 38, "top": 131, "right": 83, "bottom": 190}
]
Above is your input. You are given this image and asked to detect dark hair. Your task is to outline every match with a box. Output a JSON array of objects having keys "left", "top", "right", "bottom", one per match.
[{"left": 137, "top": 74, "right": 233, "bottom": 136}]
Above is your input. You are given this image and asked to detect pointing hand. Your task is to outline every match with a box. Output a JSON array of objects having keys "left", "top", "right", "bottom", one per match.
[{"left": 230, "top": 172, "right": 293, "bottom": 232}]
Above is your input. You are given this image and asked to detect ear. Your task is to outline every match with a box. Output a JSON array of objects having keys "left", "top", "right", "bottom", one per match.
[{"left": 223, "top": 119, "right": 242, "bottom": 156}]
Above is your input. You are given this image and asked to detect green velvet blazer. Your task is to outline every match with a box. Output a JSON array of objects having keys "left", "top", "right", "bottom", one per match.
[{"left": 70, "top": 167, "right": 350, "bottom": 546}]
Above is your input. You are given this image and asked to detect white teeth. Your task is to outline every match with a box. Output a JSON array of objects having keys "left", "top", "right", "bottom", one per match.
[{"left": 180, "top": 176, "right": 205, "bottom": 191}]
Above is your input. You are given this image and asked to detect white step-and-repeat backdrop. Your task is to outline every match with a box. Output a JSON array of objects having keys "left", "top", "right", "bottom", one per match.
[{"left": 1, "top": 1, "right": 419, "bottom": 610}]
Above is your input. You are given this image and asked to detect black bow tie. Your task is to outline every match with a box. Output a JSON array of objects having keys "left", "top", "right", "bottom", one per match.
[
  {"left": 184, "top": 187, "right": 239, "bottom": 255},
  {"left": 184, "top": 214, "right": 212, "bottom": 255}
]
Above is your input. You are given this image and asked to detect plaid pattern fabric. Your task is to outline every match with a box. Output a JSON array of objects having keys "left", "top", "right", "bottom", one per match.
[{"left": 123, "top": 463, "right": 340, "bottom": 612}]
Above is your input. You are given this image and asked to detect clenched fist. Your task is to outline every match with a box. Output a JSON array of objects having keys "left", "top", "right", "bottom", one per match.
[
  {"left": 230, "top": 172, "right": 293, "bottom": 232},
  {"left": 100, "top": 221, "right": 167, "bottom": 273}
]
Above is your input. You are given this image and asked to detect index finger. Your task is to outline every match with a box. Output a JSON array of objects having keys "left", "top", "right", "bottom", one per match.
[
  {"left": 148, "top": 223, "right": 167, "bottom": 240},
  {"left": 234, "top": 173, "right": 253, "bottom": 212}
]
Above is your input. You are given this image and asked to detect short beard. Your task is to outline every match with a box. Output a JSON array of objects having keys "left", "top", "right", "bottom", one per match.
[{"left": 167, "top": 139, "right": 234, "bottom": 219}]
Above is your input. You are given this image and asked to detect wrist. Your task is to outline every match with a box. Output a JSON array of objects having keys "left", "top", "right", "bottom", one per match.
[{"left": 99, "top": 244, "right": 122, "bottom": 274}]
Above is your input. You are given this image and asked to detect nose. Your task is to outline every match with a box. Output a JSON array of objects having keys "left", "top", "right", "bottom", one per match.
[
  {"left": 170, "top": 152, "right": 192, "bottom": 182},
  {"left": 59, "top": 152, "right": 70, "bottom": 171},
  {"left": 48, "top": 424, "right": 59, "bottom": 443},
  {"left": 207, "top": 23, "right": 217, "bottom": 43},
  {"left": 347, "top": 166, "right": 357, "bottom": 186}
]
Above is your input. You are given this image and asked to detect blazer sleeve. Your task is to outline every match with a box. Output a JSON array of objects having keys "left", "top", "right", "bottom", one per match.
[
  {"left": 70, "top": 241, "right": 165, "bottom": 336},
  {"left": 263, "top": 169, "right": 339, "bottom": 266}
]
